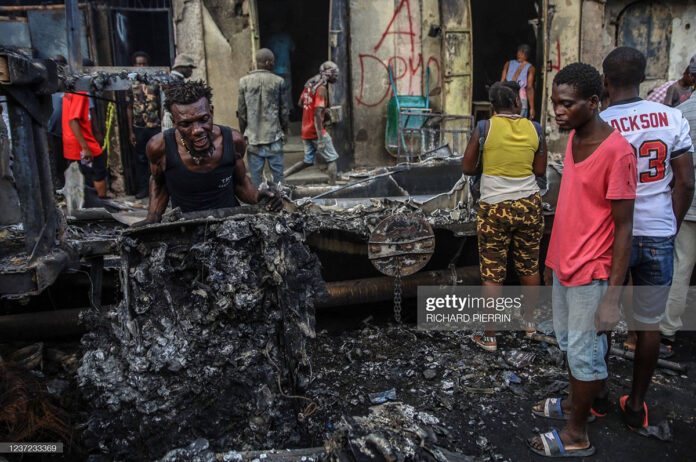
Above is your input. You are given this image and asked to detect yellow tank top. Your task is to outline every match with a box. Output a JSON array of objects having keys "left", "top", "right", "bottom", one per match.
[{"left": 482, "top": 116, "right": 539, "bottom": 178}]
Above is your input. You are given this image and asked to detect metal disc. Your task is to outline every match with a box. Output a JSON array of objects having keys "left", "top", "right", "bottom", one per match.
[{"left": 368, "top": 214, "right": 435, "bottom": 277}]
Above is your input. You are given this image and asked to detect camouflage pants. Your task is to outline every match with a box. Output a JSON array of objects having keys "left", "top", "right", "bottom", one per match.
[{"left": 477, "top": 193, "right": 543, "bottom": 283}]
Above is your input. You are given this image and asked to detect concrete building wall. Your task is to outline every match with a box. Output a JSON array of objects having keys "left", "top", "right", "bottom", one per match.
[
  {"left": 667, "top": 1, "right": 696, "bottom": 79},
  {"left": 545, "top": 0, "right": 696, "bottom": 158},
  {"left": 173, "top": 0, "right": 207, "bottom": 81},
  {"left": 543, "top": 0, "right": 582, "bottom": 157},
  {"left": 580, "top": 0, "right": 605, "bottom": 70},
  {"left": 422, "top": 0, "right": 443, "bottom": 113},
  {"left": 349, "top": 0, "right": 442, "bottom": 167},
  {"left": 172, "top": 0, "right": 452, "bottom": 167},
  {"left": 173, "top": 0, "right": 253, "bottom": 130},
  {"left": 599, "top": 0, "right": 696, "bottom": 94}
]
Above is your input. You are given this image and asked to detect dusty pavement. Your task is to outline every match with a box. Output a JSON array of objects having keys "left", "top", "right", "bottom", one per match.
[{"left": 305, "top": 304, "right": 696, "bottom": 461}]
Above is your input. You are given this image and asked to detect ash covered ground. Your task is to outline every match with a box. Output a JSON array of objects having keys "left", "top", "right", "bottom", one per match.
[
  {"left": 2, "top": 213, "right": 696, "bottom": 461},
  {"left": 301, "top": 308, "right": 696, "bottom": 461},
  {"left": 4, "top": 313, "right": 696, "bottom": 461}
]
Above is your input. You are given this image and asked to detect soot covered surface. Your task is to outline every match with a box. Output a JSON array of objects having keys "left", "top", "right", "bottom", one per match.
[{"left": 77, "top": 214, "right": 326, "bottom": 460}]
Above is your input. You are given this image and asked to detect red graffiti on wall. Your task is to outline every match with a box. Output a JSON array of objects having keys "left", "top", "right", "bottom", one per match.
[
  {"left": 373, "top": 0, "right": 416, "bottom": 53},
  {"left": 355, "top": 0, "right": 441, "bottom": 107},
  {"left": 549, "top": 40, "right": 561, "bottom": 72}
]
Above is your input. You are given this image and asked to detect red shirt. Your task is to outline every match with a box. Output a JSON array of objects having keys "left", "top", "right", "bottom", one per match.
[
  {"left": 62, "top": 92, "right": 102, "bottom": 160},
  {"left": 545, "top": 130, "right": 637, "bottom": 286},
  {"left": 301, "top": 86, "right": 327, "bottom": 139}
]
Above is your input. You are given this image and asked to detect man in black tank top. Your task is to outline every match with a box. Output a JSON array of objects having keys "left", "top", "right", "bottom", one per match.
[{"left": 137, "top": 81, "right": 282, "bottom": 225}]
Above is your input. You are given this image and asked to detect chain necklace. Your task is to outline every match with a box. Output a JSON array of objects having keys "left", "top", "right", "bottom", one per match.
[{"left": 178, "top": 131, "right": 214, "bottom": 165}]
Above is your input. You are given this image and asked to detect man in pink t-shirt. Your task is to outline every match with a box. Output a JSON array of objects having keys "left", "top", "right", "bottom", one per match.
[{"left": 527, "top": 63, "right": 636, "bottom": 458}]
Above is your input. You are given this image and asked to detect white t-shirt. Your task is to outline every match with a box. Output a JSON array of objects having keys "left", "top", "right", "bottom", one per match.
[{"left": 601, "top": 98, "right": 694, "bottom": 236}]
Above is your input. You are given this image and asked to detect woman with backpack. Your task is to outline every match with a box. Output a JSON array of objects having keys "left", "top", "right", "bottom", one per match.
[{"left": 462, "top": 81, "right": 547, "bottom": 352}]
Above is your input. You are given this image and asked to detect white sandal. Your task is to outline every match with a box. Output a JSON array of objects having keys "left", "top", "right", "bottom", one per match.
[
  {"left": 473, "top": 334, "right": 497, "bottom": 352},
  {"left": 524, "top": 321, "right": 537, "bottom": 338}
]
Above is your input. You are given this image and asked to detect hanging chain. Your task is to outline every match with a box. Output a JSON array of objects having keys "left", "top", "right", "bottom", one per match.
[{"left": 393, "top": 257, "right": 403, "bottom": 323}]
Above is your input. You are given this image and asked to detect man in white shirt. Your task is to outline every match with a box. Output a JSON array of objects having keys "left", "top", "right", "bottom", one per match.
[{"left": 600, "top": 46, "right": 694, "bottom": 433}]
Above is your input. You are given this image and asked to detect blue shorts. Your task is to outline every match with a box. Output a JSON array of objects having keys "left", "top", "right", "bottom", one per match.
[
  {"left": 626, "top": 235, "right": 675, "bottom": 324},
  {"left": 552, "top": 273, "right": 609, "bottom": 382},
  {"left": 303, "top": 133, "right": 339, "bottom": 164}
]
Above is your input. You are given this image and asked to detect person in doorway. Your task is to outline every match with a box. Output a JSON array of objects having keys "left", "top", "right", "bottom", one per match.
[
  {"left": 238, "top": 48, "right": 288, "bottom": 186},
  {"left": 527, "top": 62, "right": 636, "bottom": 457},
  {"left": 138, "top": 81, "right": 282, "bottom": 225},
  {"left": 62, "top": 90, "right": 108, "bottom": 199},
  {"left": 284, "top": 61, "right": 340, "bottom": 185},
  {"left": 127, "top": 51, "right": 161, "bottom": 199},
  {"left": 601, "top": 48, "right": 694, "bottom": 434},
  {"left": 266, "top": 18, "right": 295, "bottom": 116},
  {"left": 462, "top": 81, "right": 546, "bottom": 352},
  {"left": 660, "top": 60, "right": 696, "bottom": 348},
  {"left": 500, "top": 44, "right": 536, "bottom": 119},
  {"left": 161, "top": 53, "right": 197, "bottom": 131},
  {"left": 662, "top": 63, "right": 695, "bottom": 107}
]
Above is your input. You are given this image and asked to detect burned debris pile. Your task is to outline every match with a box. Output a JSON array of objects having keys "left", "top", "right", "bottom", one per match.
[
  {"left": 77, "top": 214, "right": 327, "bottom": 460},
  {"left": 324, "top": 402, "right": 474, "bottom": 462}
]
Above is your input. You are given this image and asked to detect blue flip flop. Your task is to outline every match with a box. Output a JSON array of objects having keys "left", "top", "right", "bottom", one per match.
[
  {"left": 527, "top": 429, "right": 596, "bottom": 457},
  {"left": 532, "top": 397, "right": 596, "bottom": 422}
]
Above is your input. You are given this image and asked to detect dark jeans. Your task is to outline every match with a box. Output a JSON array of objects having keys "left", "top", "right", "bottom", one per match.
[
  {"left": 48, "top": 134, "right": 67, "bottom": 189},
  {"left": 626, "top": 235, "right": 675, "bottom": 324},
  {"left": 133, "top": 126, "right": 160, "bottom": 193}
]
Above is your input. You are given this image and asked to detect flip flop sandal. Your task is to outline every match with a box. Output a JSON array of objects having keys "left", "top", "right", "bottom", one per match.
[
  {"left": 623, "top": 342, "right": 673, "bottom": 358},
  {"left": 532, "top": 397, "right": 596, "bottom": 422},
  {"left": 472, "top": 334, "right": 497, "bottom": 352},
  {"left": 524, "top": 321, "right": 537, "bottom": 338},
  {"left": 527, "top": 429, "right": 596, "bottom": 458},
  {"left": 619, "top": 394, "right": 648, "bottom": 430},
  {"left": 591, "top": 394, "right": 609, "bottom": 417}
]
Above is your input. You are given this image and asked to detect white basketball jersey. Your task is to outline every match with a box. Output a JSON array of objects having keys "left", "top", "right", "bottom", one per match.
[{"left": 601, "top": 99, "right": 693, "bottom": 236}]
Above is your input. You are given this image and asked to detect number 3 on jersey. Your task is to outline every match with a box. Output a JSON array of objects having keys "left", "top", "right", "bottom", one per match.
[{"left": 635, "top": 140, "right": 667, "bottom": 183}]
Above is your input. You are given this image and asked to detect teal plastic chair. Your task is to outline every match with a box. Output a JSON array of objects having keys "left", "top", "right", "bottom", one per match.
[{"left": 385, "top": 65, "right": 430, "bottom": 157}]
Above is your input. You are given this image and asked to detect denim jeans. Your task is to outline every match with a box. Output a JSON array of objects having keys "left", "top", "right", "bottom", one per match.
[
  {"left": 247, "top": 140, "right": 284, "bottom": 186},
  {"left": 552, "top": 272, "right": 609, "bottom": 381},
  {"left": 627, "top": 235, "right": 675, "bottom": 324},
  {"left": 134, "top": 126, "right": 160, "bottom": 193},
  {"left": 302, "top": 133, "right": 339, "bottom": 164}
]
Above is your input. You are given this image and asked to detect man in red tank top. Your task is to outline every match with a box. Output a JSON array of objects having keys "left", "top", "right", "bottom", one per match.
[{"left": 284, "top": 61, "right": 340, "bottom": 184}]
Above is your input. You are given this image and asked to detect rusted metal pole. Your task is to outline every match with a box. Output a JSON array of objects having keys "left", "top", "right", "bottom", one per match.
[
  {"left": 0, "top": 267, "right": 480, "bottom": 338},
  {"left": 318, "top": 266, "right": 481, "bottom": 308}
]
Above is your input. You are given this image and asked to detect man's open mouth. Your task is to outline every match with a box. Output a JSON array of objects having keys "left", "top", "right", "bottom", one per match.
[{"left": 193, "top": 137, "right": 209, "bottom": 148}]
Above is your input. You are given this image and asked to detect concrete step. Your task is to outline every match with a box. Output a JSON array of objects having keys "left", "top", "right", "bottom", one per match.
[
  {"left": 284, "top": 150, "right": 305, "bottom": 166},
  {"left": 283, "top": 168, "right": 330, "bottom": 185},
  {"left": 283, "top": 142, "right": 305, "bottom": 154}
]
